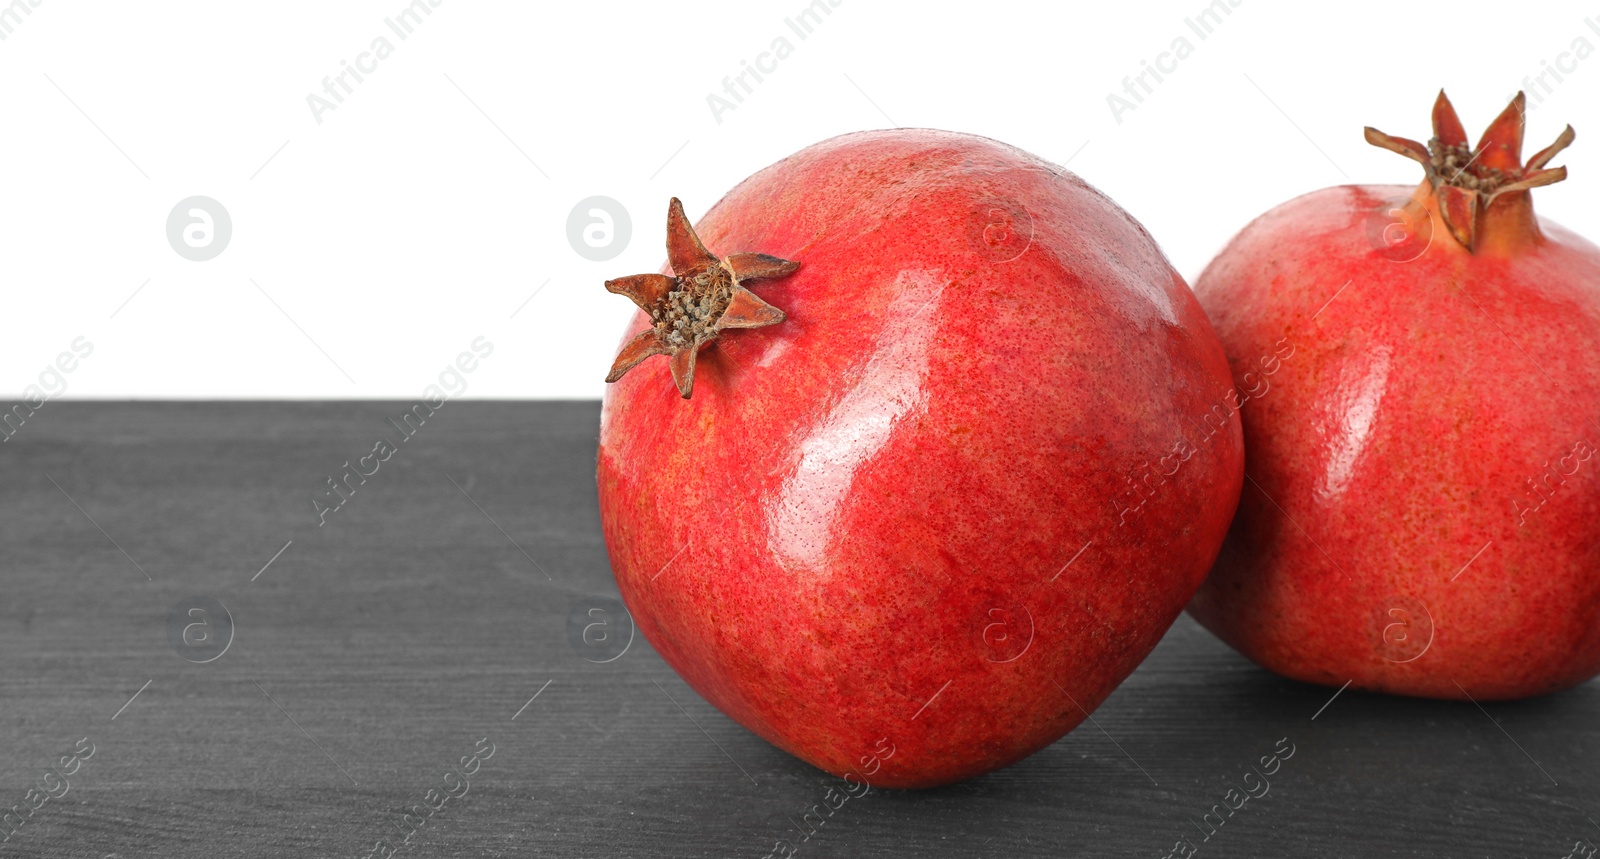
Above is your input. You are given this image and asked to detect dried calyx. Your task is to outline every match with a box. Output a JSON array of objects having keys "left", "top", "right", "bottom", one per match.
[
  {"left": 604, "top": 198, "right": 799, "bottom": 398},
  {"left": 1364, "top": 91, "right": 1574, "bottom": 252}
]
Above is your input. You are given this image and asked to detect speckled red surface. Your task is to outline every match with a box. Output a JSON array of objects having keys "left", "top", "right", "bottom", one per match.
[
  {"left": 1190, "top": 181, "right": 1600, "bottom": 701},
  {"left": 597, "top": 129, "right": 1244, "bottom": 787}
]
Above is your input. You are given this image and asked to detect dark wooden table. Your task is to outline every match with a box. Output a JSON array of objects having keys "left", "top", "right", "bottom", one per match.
[{"left": 3, "top": 402, "right": 1596, "bottom": 858}]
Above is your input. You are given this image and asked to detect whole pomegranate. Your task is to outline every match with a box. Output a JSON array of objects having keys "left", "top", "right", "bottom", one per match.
[
  {"left": 596, "top": 129, "right": 1244, "bottom": 787},
  {"left": 1189, "top": 92, "right": 1600, "bottom": 700}
]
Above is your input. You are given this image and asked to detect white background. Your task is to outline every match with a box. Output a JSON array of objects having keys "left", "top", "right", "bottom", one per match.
[{"left": 5, "top": 0, "right": 1598, "bottom": 399}]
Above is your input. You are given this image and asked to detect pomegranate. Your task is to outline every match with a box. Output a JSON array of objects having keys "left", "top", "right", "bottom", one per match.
[
  {"left": 596, "top": 129, "right": 1244, "bottom": 787},
  {"left": 1189, "top": 92, "right": 1600, "bottom": 700}
]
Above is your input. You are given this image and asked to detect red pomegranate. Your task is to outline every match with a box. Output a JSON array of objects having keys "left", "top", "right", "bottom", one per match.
[
  {"left": 1189, "top": 92, "right": 1600, "bottom": 700},
  {"left": 596, "top": 129, "right": 1244, "bottom": 788}
]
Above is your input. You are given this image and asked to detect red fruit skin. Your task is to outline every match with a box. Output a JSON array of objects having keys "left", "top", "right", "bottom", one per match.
[
  {"left": 1189, "top": 183, "right": 1600, "bottom": 701},
  {"left": 598, "top": 129, "right": 1244, "bottom": 788}
]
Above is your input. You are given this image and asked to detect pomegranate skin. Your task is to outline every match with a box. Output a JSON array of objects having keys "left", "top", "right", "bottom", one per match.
[
  {"left": 1189, "top": 183, "right": 1600, "bottom": 701},
  {"left": 597, "top": 130, "right": 1243, "bottom": 788}
]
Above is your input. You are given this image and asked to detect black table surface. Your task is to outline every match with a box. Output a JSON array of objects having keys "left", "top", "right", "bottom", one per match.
[{"left": 3, "top": 402, "right": 1597, "bottom": 858}]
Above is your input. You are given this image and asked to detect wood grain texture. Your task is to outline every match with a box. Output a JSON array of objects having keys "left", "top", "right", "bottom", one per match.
[{"left": 0, "top": 402, "right": 1595, "bottom": 858}]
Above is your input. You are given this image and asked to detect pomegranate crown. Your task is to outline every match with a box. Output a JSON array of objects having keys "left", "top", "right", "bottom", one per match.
[
  {"left": 602, "top": 198, "right": 799, "bottom": 399},
  {"left": 1364, "top": 90, "right": 1574, "bottom": 252}
]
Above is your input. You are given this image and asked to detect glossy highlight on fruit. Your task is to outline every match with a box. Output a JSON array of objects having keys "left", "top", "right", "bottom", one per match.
[
  {"left": 1189, "top": 92, "right": 1600, "bottom": 701},
  {"left": 597, "top": 129, "right": 1244, "bottom": 787}
]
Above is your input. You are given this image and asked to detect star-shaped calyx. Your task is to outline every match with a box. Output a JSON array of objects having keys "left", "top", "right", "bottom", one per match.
[
  {"left": 604, "top": 197, "right": 799, "bottom": 398},
  {"left": 1364, "top": 90, "right": 1574, "bottom": 252}
]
